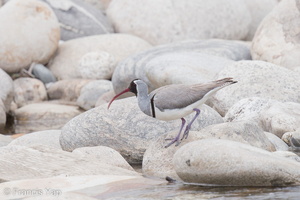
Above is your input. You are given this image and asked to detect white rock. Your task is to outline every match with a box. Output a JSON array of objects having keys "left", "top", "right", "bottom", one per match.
[
  {"left": 60, "top": 97, "right": 223, "bottom": 164},
  {"left": 95, "top": 90, "right": 115, "bottom": 107},
  {"left": 264, "top": 132, "right": 289, "bottom": 151},
  {"left": 72, "top": 146, "right": 133, "bottom": 171},
  {"left": 112, "top": 39, "right": 250, "bottom": 95},
  {"left": 282, "top": 129, "right": 300, "bottom": 150},
  {"left": 14, "top": 102, "right": 82, "bottom": 134},
  {"left": 173, "top": 139, "right": 300, "bottom": 186},
  {"left": 107, "top": 0, "right": 251, "bottom": 45},
  {"left": 0, "top": 145, "right": 27, "bottom": 156},
  {"left": 13, "top": 77, "right": 47, "bottom": 108},
  {"left": 211, "top": 60, "right": 300, "bottom": 116},
  {"left": 261, "top": 102, "right": 300, "bottom": 138},
  {"left": 8, "top": 130, "right": 61, "bottom": 149},
  {"left": 0, "top": 0, "right": 60, "bottom": 73},
  {"left": 0, "top": 145, "right": 138, "bottom": 182},
  {"left": 251, "top": 0, "right": 300, "bottom": 70},
  {"left": 47, "top": 79, "right": 92, "bottom": 102},
  {"left": 78, "top": 51, "right": 116, "bottom": 79},
  {"left": 0, "top": 69, "right": 14, "bottom": 112},
  {"left": 243, "top": 0, "right": 278, "bottom": 40},
  {"left": 143, "top": 121, "right": 275, "bottom": 180},
  {"left": 48, "top": 34, "right": 152, "bottom": 80},
  {"left": 0, "top": 134, "right": 12, "bottom": 147},
  {"left": 77, "top": 80, "right": 113, "bottom": 110},
  {"left": 225, "top": 97, "right": 277, "bottom": 128},
  {"left": 0, "top": 175, "right": 164, "bottom": 200},
  {"left": 272, "top": 151, "right": 300, "bottom": 162}
]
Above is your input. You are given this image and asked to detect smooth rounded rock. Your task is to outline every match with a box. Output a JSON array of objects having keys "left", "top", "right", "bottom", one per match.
[
  {"left": 77, "top": 80, "right": 113, "bottom": 110},
  {"left": 78, "top": 51, "right": 116, "bottom": 80},
  {"left": 0, "top": 69, "right": 14, "bottom": 112},
  {"left": 41, "top": 0, "right": 113, "bottom": 40},
  {"left": 31, "top": 63, "right": 57, "bottom": 84},
  {"left": 47, "top": 79, "right": 92, "bottom": 102},
  {"left": 264, "top": 132, "right": 289, "bottom": 151},
  {"left": 60, "top": 97, "right": 223, "bottom": 164},
  {"left": 48, "top": 34, "right": 152, "bottom": 80},
  {"left": 251, "top": 0, "right": 300, "bottom": 70},
  {"left": 13, "top": 77, "right": 47, "bottom": 108},
  {"left": 261, "top": 102, "right": 300, "bottom": 138},
  {"left": 8, "top": 130, "right": 61, "bottom": 149},
  {"left": 72, "top": 146, "right": 133, "bottom": 171},
  {"left": 0, "top": 134, "right": 13, "bottom": 147},
  {"left": 14, "top": 103, "right": 82, "bottom": 134},
  {"left": 173, "top": 139, "right": 300, "bottom": 186},
  {"left": 282, "top": 130, "right": 300, "bottom": 149},
  {"left": 243, "top": 0, "right": 278, "bottom": 40},
  {"left": 225, "top": 97, "right": 277, "bottom": 128},
  {"left": 95, "top": 90, "right": 115, "bottom": 107},
  {"left": 211, "top": 60, "right": 300, "bottom": 116},
  {"left": 0, "top": 0, "right": 60, "bottom": 73},
  {"left": 143, "top": 121, "right": 274, "bottom": 180},
  {"left": 107, "top": 0, "right": 251, "bottom": 45},
  {"left": 112, "top": 39, "right": 250, "bottom": 95}
]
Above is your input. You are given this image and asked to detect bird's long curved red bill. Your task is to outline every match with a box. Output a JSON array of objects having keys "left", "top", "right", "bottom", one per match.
[{"left": 107, "top": 88, "right": 130, "bottom": 109}]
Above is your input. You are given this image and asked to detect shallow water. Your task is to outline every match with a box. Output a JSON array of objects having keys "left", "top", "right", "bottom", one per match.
[{"left": 101, "top": 182, "right": 300, "bottom": 200}]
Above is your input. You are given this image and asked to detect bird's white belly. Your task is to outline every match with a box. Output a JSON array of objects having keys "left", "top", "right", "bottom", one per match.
[{"left": 154, "top": 100, "right": 204, "bottom": 121}]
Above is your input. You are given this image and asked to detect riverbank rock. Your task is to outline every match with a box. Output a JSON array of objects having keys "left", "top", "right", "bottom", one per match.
[
  {"left": 13, "top": 78, "right": 47, "bottom": 108},
  {"left": 0, "top": 145, "right": 138, "bottom": 182},
  {"left": 282, "top": 129, "right": 300, "bottom": 148},
  {"left": 60, "top": 97, "right": 223, "bottom": 164},
  {"left": 7, "top": 130, "right": 61, "bottom": 149},
  {"left": 0, "top": 69, "right": 14, "bottom": 112},
  {"left": 143, "top": 121, "right": 275, "bottom": 180},
  {"left": 48, "top": 34, "right": 152, "bottom": 80},
  {"left": 41, "top": 0, "right": 113, "bottom": 40},
  {"left": 112, "top": 39, "right": 251, "bottom": 95},
  {"left": 77, "top": 80, "right": 113, "bottom": 110},
  {"left": 31, "top": 63, "right": 57, "bottom": 84},
  {"left": 14, "top": 102, "right": 82, "bottom": 134},
  {"left": 225, "top": 97, "right": 277, "bottom": 128},
  {"left": 243, "top": 0, "right": 278, "bottom": 40},
  {"left": 264, "top": 132, "right": 289, "bottom": 151},
  {"left": 47, "top": 79, "right": 91, "bottom": 102},
  {"left": 0, "top": 0, "right": 60, "bottom": 73},
  {"left": 211, "top": 60, "right": 300, "bottom": 116},
  {"left": 0, "top": 175, "right": 165, "bottom": 199},
  {"left": 261, "top": 102, "right": 300, "bottom": 138},
  {"left": 251, "top": 0, "right": 300, "bottom": 70},
  {"left": 107, "top": 0, "right": 251, "bottom": 45},
  {"left": 72, "top": 146, "right": 133, "bottom": 171},
  {"left": 78, "top": 51, "right": 117, "bottom": 79},
  {"left": 173, "top": 139, "right": 300, "bottom": 186},
  {"left": 0, "top": 134, "right": 13, "bottom": 147}
]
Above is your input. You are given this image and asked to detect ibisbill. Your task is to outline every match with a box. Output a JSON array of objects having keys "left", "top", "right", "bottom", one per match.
[{"left": 108, "top": 78, "right": 237, "bottom": 148}]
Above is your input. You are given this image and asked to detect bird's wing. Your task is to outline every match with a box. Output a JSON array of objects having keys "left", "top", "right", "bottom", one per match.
[
  {"left": 150, "top": 84, "right": 214, "bottom": 111},
  {"left": 150, "top": 78, "right": 236, "bottom": 111}
]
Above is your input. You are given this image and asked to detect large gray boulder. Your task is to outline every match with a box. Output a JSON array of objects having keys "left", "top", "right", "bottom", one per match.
[
  {"left": 0, "top": 69, "right": 14, "bottom": 112},
  {"left": 211, "top": 60, "right": 300, "bottom": 116},
  {"left": 60, "top": 97, "right": 223, "bottom": 164},
  {"left": 173, "top": 139, "right": 300, "bottom": 186},
  {"left": 251, "top": 0, "right": 300, "bottom": 70},
  {"left": 0, "top": 0, "right": 60, "bottom": 73},
  {"left": 143, "top": 121, "right": 275, "bottom": 180},
  {"left": 112, "top": 39, "right": 251, "bottom": 95},
  {"left": 41, "top": 0, "right": 114, "bottom": 40},
  {"left": 107, "top": 0, "right": 251, "bottom": 45}
]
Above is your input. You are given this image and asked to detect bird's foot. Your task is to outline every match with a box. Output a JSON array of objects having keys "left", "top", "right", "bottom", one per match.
[
  {"left": 181, "top": 125, "right": 190, "bottom": 140},
  {"left": 164, "top": 136, "right": 181, "bottom": 148}
]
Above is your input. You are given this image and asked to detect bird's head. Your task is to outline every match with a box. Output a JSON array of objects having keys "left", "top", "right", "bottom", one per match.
[{"left": 108, "top": 79, "right": 140, "bottom": 109}]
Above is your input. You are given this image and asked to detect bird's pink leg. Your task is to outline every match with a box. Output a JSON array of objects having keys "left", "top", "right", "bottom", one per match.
[
  {"left": 165, "top": 118, "right": 186, "bottom": 148},
  {"left": 181, "top": 108, "right": 201, "bottom": 140}
]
